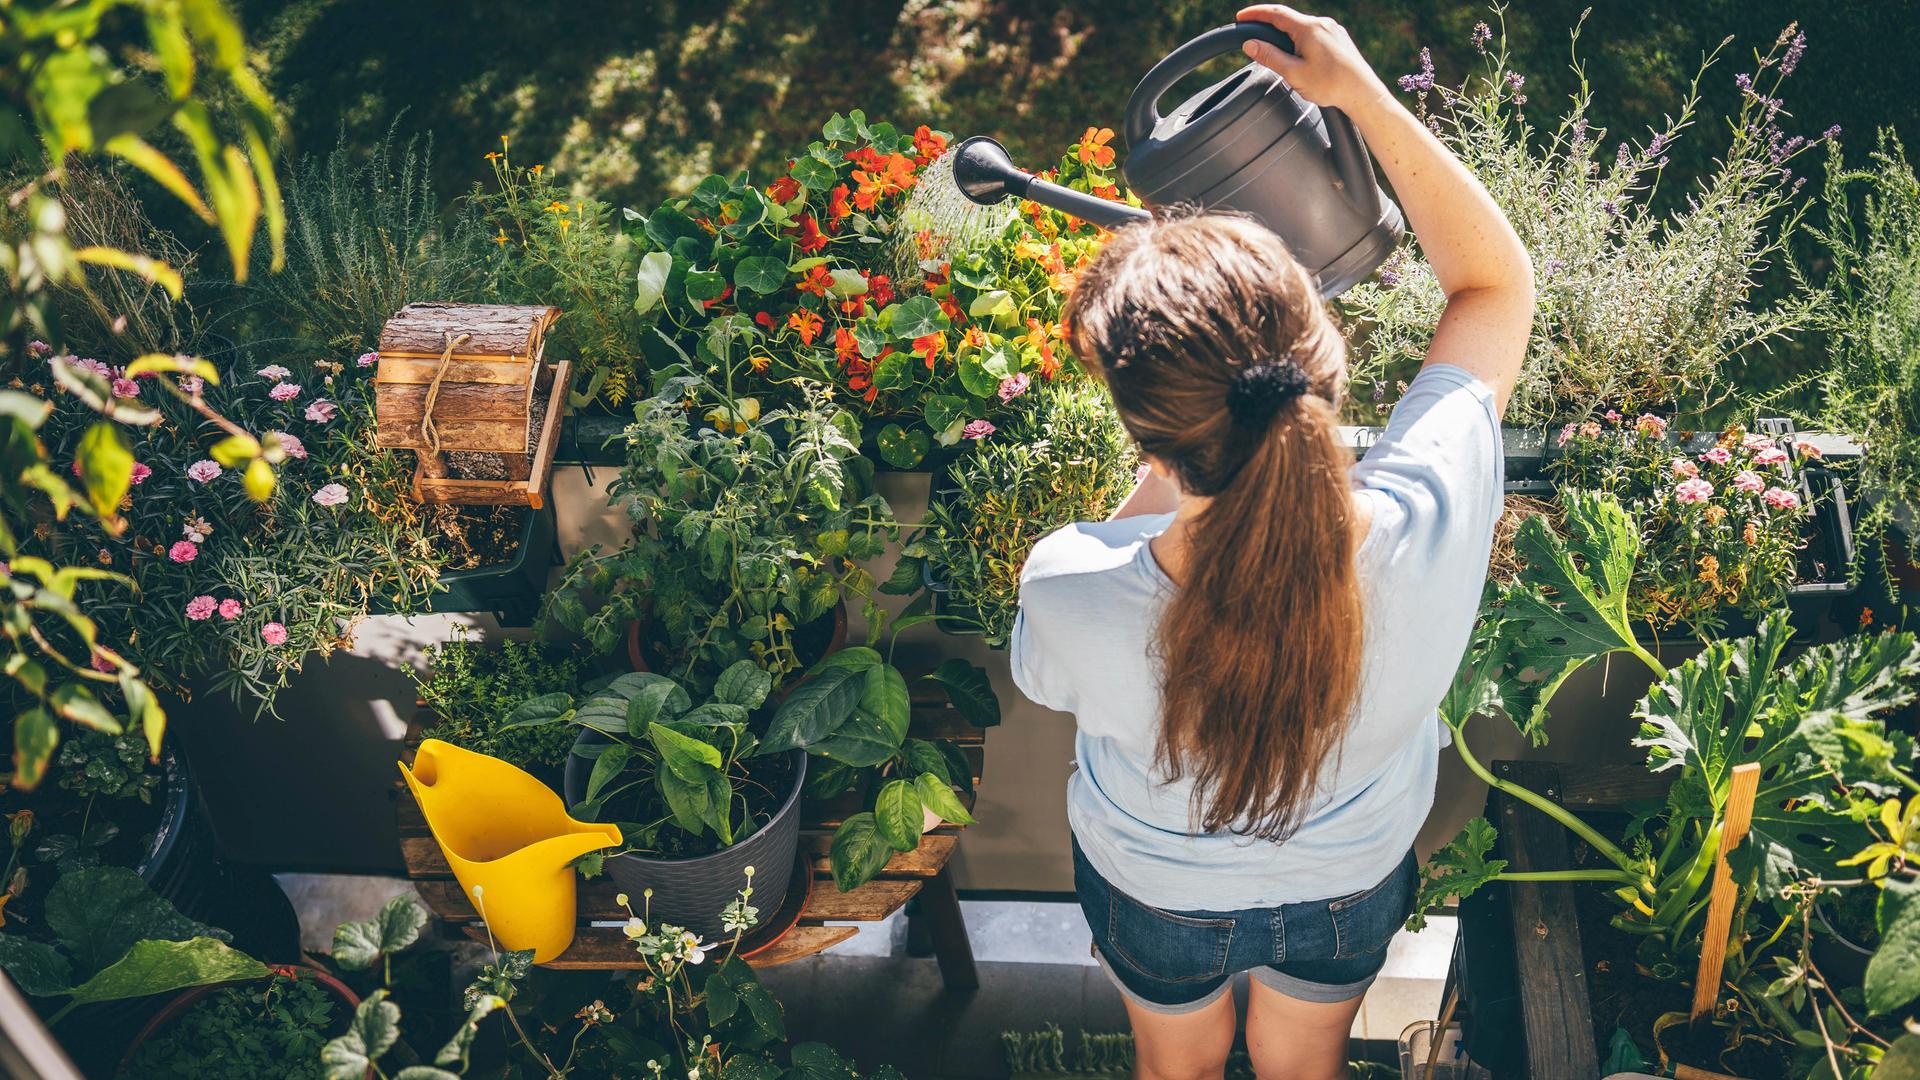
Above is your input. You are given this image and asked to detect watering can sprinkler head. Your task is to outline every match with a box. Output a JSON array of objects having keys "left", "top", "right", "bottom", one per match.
[{"left": 950, "top": 135, "right": 1151, "bottom": 231}]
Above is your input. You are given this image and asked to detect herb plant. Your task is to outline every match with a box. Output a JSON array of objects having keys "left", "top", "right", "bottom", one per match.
[
  {"left": 54, "top": 729, "right": 159, "bottom": 803},
  {"left": 1552, "top": 415, "right": 1818, "bottom": 631},
  {"left": 414, "top": 634, "right": 592, "bottom": 773},
  {"left": 1342, "top": 18, "right": 1827, "bottom": 427},
  {"left": 122, "top": 969, "right": 339, "bottom": 1080}
]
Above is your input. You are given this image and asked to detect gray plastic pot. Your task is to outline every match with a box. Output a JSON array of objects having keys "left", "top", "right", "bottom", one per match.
[{"left": 563, "top": 730, "right": 805, "bottom": 939}]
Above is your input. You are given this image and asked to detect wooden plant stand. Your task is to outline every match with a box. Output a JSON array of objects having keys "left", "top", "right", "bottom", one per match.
[{"left": 393, "top": 680, "right": 985, "bottom": 990}]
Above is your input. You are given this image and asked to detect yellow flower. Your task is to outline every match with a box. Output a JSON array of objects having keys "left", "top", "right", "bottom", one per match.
[
  {"left": 484, "top": 151, "right": 502, "bottom": 161},
  {"left": 499, "top": 134, "right": 509, "bottom": 148},
  {"left": 703, "top": 397, "right": 761, "bottom": 434},
  {"left": 546, "top": 200, "right": 569, "bottom": 214},
  {"left": 748, "top": 353, "right": 771, "bottom": 373},
  {"left": 531, "top": 164, "right": 544, "bottom": 175},
  {"left": 494, "top": 229, "right": 508, "bottom": 247}
]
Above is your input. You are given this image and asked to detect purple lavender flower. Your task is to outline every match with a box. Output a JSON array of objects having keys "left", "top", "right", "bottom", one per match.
[
  {"left": 1734, "top": 72, "right": 1754, "bottom": 93},
  {"left": 1471, "top": 21, "right": 1492, "bottom": 53},
  {"left": 1397, "top": 47, "right": 1436, "bottom": 93},
  {"left": 1824, "top": 124, "right": 1842, "bottom": 140},
  {"left": 1600, "top": 198, "right": 1621, "bottom": 216},
  {"left": 1617, "top": 142, "right": 1632, "bottom": 168},
  {"left": 1648, "top": 132, "right": 1671, "bottom": 156},
  {"left": 1379, "top": 268, "right": 1401, "bottom": 288},
  {"left": 1570, "top": 117, "right": 1589, "bottom": 151},
  {"left": 1781, "top": 32, "right": 1806, "bottom": 76}
]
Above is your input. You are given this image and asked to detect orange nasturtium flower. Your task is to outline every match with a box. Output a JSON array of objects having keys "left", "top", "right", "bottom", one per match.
[
  {"left": 828, "top": 183, "right": 853, "bottom": 224},
  {"left": 787, "top": 309, "right": 825, "bottom": 346},
  {"left": 913, "top": 333, "right": 945, "bottom": 370},
  {"left": 793, "top": 214, "right": 829, "bottom": 254},
  {"left": 796, "top": 265, "right": 834, "bottom": 297},
  {"left": 834, "top": 326, "right": 862, "bottom": 366},
  {"left": 912, "top": 124, "right": 949, "bottom": 164},
  {"left": 1025, "top": 317, "right": 1062, "bottom": 378},
  {"left": 853, "top": 153, "right": 918, "bottom": 210},
  {"left": 1077, "top": 127, "right": 1116, "bottom": 169}
]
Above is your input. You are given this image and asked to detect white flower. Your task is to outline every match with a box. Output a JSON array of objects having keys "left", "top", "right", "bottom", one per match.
[
  {"left": 257, "top": 364, "right": 292, "bottom": 380},
  {"left": 312, "top": 483, "right": 349, "bottom": 507},
  {"left": 623, "top": 917, "right": 646, "bottom": 939}
]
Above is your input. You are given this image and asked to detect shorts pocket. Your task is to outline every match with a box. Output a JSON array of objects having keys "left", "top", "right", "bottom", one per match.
[
  {"left": 1105, "top": 891, "right": 1234, "bottom": 984},
  {"left": 1330, "top": 852, "right": 1416, "bottom": 960}
]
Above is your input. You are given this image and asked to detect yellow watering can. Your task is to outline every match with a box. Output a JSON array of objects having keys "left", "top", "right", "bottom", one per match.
[{"left": 399, "top": 739, "right": 621, "bottom": 963}]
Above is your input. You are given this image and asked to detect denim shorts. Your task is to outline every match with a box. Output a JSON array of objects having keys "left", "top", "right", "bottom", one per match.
[{"left": 1072, "top": 836, "right": 1418, "bottom": 1014}]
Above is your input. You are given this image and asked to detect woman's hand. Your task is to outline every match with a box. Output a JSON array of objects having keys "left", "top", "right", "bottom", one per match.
[{"left": 1235, "top": 5, "right": 1391, "bottom": 114}]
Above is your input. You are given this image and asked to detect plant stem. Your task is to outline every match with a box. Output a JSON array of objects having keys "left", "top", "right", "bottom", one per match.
[
  {"left": 1450, "top": 720, "right": 1642, "bottom": 878},
  {"left": 1497, "top": 869, "right": 1641, "bottom": 885}
]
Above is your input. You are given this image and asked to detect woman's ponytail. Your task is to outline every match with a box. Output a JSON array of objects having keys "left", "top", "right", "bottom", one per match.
[{"left": 1065, "top": 211, "right": 1364, "bottom": 840}]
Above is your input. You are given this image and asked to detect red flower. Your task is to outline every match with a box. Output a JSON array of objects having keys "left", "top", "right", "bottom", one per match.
[
  {"left": 768, "top": 174, "right": 802, "bottom": 204},
  {"left": 753, "top": 311, "right": 777, "bottom": 330},
  {"left": 853, "top": 153, "right": 918, "bottom": 210},
  {"left": 834, "top": 326, "right": 862, "bottom": 366},
  {"left": 866, "top": 273, "right": 895, "bottom": 308},
  {"left": 1026, "top": 317, "right": 1061, "bottom": 378},
  {"left": 845, "top": 146, "right": 885, "bottom": 171},
  {"left": 793, "top": 214, "right": 829, "bottom": 254},
  {"left": 839, "top": 296, "right": 866, "bottom": 317},
  {"left": 786, "top": 309, "right": 825, "bottom": 346},
  {"left": 1076, "top": 128, "right": 1116, "bottom": 169},
  {"left": 796, "top": 265, "right": 834, "bottom": 297},
  {"left": 828, "top": 183, "right": 852, "bottom": 224},
  {"left": 913, "top": 333, "right": 945, "bottom": 370},
  {"left": 703, "top": 284, "right": 734, "bottom": 310},
  {"left": 938, "top": 295, "right": 966, "bottom": 327},
  {"left": 912, "top": 125, "right": 949, "bottom": 165}
]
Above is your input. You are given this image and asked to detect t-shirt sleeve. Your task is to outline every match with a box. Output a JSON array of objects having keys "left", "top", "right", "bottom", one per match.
[{"left": 1349, "top": 364, "right": 1505, "bottom": 573}]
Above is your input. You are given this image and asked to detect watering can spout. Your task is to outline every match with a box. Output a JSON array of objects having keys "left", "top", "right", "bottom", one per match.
[
  {"left": 400, "top": 739, "right": 620, "bottom": 962},
  {"left": 951, "top": 136, "right": 1151, "bottom": 231}
]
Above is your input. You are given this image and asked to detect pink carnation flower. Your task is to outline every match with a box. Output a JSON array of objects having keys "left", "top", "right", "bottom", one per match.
[
  {"left": 273, "top": 432, "right": 307, "bottom": 460},
  {"left": 1752, "top": 447, "right": 1788, "bottom": 468},
  {"left": 268, "top": 382, "right": 301, "bottom": 402},
  {"left": 304, "top": 399, "right": 337, "bottom": 424},
  {"left": 257, "top": 364, "right": 292, "bottom": 380},
  {"left": 1732, "top": 470, "right": 1766, "bottom": 493},
  {"left": 1670, "top": 458, "right": 1699, "bottom": 479},
  {"left": 187, "top": 459, "right": 222, "bottom": 483},
  {"left": 997, "top": 374, "right": 1031, "bottom": 403},
  {"left": 218, "top": 599, "right": 243, "bottom": 620},
  {"left": 1635, "top": 414, "right": 1668, "bottom": 438},
  {"left": 1741, "top": 432, "right": 1776, "bottom": 453},
  {"left": 129, "top": 462, "right": 151, "bottom": 485},
  {"left": 312, "top": 483, "right": 349, "bottom": 507},
  {"left": 357, "top": 352, "right": 379, "bottom": 368},
  {"left": 111, "top": 376, "right": 141, "bottom": 399},
  {"left": 1674, "top": 477, "right": 1715, "bottom": 504},
  {"left": 64, "top": 356, "right": 112, "bottom": 380},
  {"left": 168, "top": 540, "right": 199, "bottom": 564},
  {"left": 185, "top": 595, "right": 217, "bottom": 621},
  {"left": 27, "top": 340, "right": 49, "bottom": 357},
  {"left": 261, "top": 622, "right": 288, "bottom": 645},
  {"left": 962, "top": 419, "right": 995, "bottom": 441},
  {"left": 179, "top": 374, "right": 204, "bottom": 396},
  {"left": 1604, "top": 409, "right": 1622, "bottom": 423},
  {"left": 1556, "top": 421, "right": 1578, "bottom": 447},
  {"left": 1763, "top": 487, "right": 1801, "bottom": 511},
  {"left": 1699, "top": 446, "right": 1732, "bottom": 465}
]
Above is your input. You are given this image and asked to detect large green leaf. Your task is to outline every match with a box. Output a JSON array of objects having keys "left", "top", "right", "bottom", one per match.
[
  {"left": 74, "top": 421, "right": 132, "bottom": 520},
  {"left": 829, "top": 814, "right": 895, "bottom": 892},
  {"left": 45, "top": 866, "right": 222, "bottom": 978},
  {"left": 63, "top": 937, "right": 266, "bottom": 1010},
  {"left": 873, "top": 779, "right": 922, "bottom": 852},
  {"left": 1868, "top": 874, "right": 1920, "bottom": 1016},
  {"left": 634, "top": 251, "right": 673, "bottom": 316},
  {"left": 502, "top": 692, "right": 575, "bottom": 729},
  {"left": 761, "top": 664, "right": 866, "bottom": 753},
  {"left": 1878, "top": 1033, "right": 1920, "bottom": 1080},
  {"left": 861, "top": 664, "right": 911, "bottom": 744},
  {"left": 733, "top": 256, "right": 788, "bottom": 295},
  {"left": 915, "top": 772, "right": 976, "bottom": 827},
  {"left": 925, "top": 659, "right": 999, "bottom": 728},
  {"left": 649, "top": 722, "right": 724, "bottom": 780},
  {"left": 657, "top": 767, "right": 714, "bottom": 837},
  {"left": 1408, "top": 818, "right": 1508, "bottom": 932},
  {"left": 790, "top": 1042, "right": 860, "bottom": 1080},
  {"left": 714, "top": 660, "right": 773, "bottom": 710},
  {"left": 0, "top": 936, "right": 71, "bottom": 998},
  {"left": 332, "top": 894, "right": 427, "bottom": 972},
  {"left": 435, "top": 993, "right": 501, "bottom": 1069},
  {"left": 810, "top": 711, "right": 901, "bottom": 768},
  {"left": 886, "top": 296, "right": 948, "bottom": 340},
  {"left": 585, "top": 742, "right": 634, "bottom": 805},
  {"left": 323, "top": 988, "right": 401, "bottom": 1080}
]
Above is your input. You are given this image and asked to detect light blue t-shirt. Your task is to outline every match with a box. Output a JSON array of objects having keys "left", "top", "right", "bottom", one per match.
[{"left": 1011, "top": 364, "right": 1503, "bottom": 911}]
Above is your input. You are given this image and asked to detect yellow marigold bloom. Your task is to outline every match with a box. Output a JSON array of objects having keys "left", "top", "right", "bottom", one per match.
[
  {"left": 532, "top": 164, "right": 544, "bottom": 174},
  {"left": 545, "top": 200, "right": 569, "bottom": 214},
  {"left": 484, "top": 151, "right": 502, "bottom": 161},
  {"left": 499, "top": 134, "right": 509, "bottom": 147}
]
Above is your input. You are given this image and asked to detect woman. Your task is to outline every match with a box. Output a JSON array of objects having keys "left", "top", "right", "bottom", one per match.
[{"left": 1011, "top": 7, "right": 1534, "bottom": 1079}]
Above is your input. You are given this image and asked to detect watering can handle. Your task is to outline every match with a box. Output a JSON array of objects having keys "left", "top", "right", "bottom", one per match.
[{"left": 1123, "top": 22, "right": 1295, "bottom": 147}]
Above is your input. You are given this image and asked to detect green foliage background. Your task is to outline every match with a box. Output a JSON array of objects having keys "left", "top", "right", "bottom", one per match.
[{"left": 233, "top": 0, "right": 1916, "bottom": 211}]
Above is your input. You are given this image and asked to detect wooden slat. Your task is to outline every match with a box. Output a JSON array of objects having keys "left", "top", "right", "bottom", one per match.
[
  {"left": 378, "top": 302, "right": 558, "bottom": 356},
  {"left": 483, "top": 923, "right": 861, "bottom": 970},
  {"left": 1691, "top": 763, "right": 1761, "bottom": 1019},
  {"left": 1494, "top": 760, "right": 1600, "bottom": 1080},
  {"left": 525, "top": 361, "right": 572, "bottom": 510},
  {"left": 400, "top": 835, "right": 449, "bottom": 876},
  {"left": 374, "top": 418, "right": 532, "bottom": 453},
  {"left": 1557, "top": 762, "right": 1674, "bottom": 810},
  {"left": 415, "top": 874, "right": 919, "bottom": 925},
  {"left": 377, "top": 381, "right": 534, "bottom": 422},
  {"left": 376, "top": 356, "right": 535, "bottom": 388},
  {"left": 412, "top": 477, "right": 536, "bottom": 506}
]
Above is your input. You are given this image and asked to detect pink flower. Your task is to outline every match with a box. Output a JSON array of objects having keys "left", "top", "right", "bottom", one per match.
[
  {"left": 1579, "top": 421, "right": 1603, "bottom": 439},
  {"left": 1604, "top": 409, "right": 1622, "bottom": 423},
  {"left": 218, "top": 599, "right": 243, "bottom": 620},
  {"left": 1674, "top": 478, "right": 1715, "bottom": 504},
  {"left": 962, "top": 419, "right": 995, "bottom": 440},
  {"left": 268, "top": 382, "right": 301, "bottom": 402},
  {"left": 168, "top": 540, "right": 199, "bottom": 564},
  {"left": 1752, "top": 447, "right": 1788, "bottom": 469},
  {"left": 1556, "top": 421, "right": 1578, "bottom": 447},
  {"left": 1741, "top": 432, "right": 1776, "bottom": 453},
  {"left": 179, "top": 374, "right": 204, "bottom": 396},
  {"left": 1763, "top": 487, "right": 1801, "bottom": 511},
  {"left": 997, "top": 373, "right": 1031, "bottom": 403},
  {"left": 27, "top": 340, "right": 49, "bottom": 357},
  {"left": 356, "top": 352, "right": 378, "bottom": 368},
  {"left": 1635, "top": 414, "right": 1668, "bottom": 438},
  {"left": 129, "top": 462, "right": 151, "bottom": 485},
  {"left": 1671, "top": 458, "right": 1699, "bottom": 479},
  {"left": 257, "top": 364, "right": 292, "bottom": 380},
  {"left": 1733, "top": 470, "right": 1766, "bottom": 493},
  {"left": 185, "top": 595, "right": 218, "bottom": 621},
  {"left": 187, "top": 459, "right": 222, "bottom": 483},
  {"left": 312, "top": 483, "right": 349, "bottom": 507},
  {"left": 90, "top": 651, "right": 116, "bottom": 674},
  {"left": 1794, "top": 440, "right": 1823, "bottom": 460},
  {"left": 261, "top": 622, "right": 288, "bottom": 645},
  {"left": 1699, "top": 446, "right": 1732, "bottom": 465},
  {"left": 304, "top": 399, "right": 337, "bottom": 423},
  {"left": 62, "top": 356, "right": 111, "bottom": 380},
  {"left": 111, "top": 376, "right": 141, "bottom": 399},
  {"left": 274, "top": 432, "right": 307, "bottom": 460}
]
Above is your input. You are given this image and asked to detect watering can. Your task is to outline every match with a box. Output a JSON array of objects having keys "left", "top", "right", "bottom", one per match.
[
  {"left": 399, "top": 739, "right": 622, "bottom": 963},
  {"left": 951, "top": 22, "right": 1404, "bottom": 297}
]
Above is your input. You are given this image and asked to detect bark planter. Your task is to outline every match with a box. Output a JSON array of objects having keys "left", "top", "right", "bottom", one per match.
[
  {"left": 115, "top": 963, "right": 364, "bottom": 1079},
  {"left": 563, "top": 732, "right": 806, "bottom": 940}
]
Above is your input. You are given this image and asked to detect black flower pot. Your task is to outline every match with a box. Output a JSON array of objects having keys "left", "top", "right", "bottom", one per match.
[{"left": 563, "top": 731, "right": 805, "bottom": 939}]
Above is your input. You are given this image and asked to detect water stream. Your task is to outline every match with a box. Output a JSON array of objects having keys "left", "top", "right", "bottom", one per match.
[{"left": 886, "top": 151, "right": 1019, "bottom": 280}]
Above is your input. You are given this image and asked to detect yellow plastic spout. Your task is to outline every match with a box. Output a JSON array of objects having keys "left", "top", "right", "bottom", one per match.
[{"left": 399, "top": 739, "right": 621, "bottom": 963}]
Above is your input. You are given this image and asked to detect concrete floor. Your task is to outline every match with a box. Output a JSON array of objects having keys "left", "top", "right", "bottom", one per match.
[{"left": 279, "top": 875, "right": 1451, "bottom": 1077}]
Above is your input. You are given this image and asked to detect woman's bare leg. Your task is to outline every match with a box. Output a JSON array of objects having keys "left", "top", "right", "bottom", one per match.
[
  {"left": 1244, "top": 977, "right": 1363, "bottom": 1080},
  {"left": 1123, "top": 988, "right": 1238, "bottom": 1080}
]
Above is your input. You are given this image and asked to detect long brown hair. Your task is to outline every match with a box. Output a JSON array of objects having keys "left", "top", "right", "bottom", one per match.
[{"left": 1065, "top": 212, "right": 1364, "bottom": 841}]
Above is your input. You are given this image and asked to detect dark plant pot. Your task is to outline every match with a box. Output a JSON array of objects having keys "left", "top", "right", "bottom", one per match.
[
  {"left": 563, "top": 732, "right": 806, "bottom": 940},
  {"left": 625, "top": 601, "right": 848, "bottom": 680},
  {"left": 116, "top": 963, "right": 364, "bottom": 1079},
  {"left": 920, "top": 557, "right": 991, "bottom": 641},
  {"left": 426, "top": 504, "right": 559, "bottom": 626}
]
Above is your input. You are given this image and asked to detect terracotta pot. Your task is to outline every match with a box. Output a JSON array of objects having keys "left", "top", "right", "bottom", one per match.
[
  {"left": 118, "top": 963, "right": 364, "bottom": 1078},
  {"left": 625, "top": 601, "right": 849, "bottom": 679}
]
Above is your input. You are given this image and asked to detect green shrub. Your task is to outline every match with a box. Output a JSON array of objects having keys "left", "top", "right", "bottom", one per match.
[
  {"left": 414, "top": 634, "right": 591, "bottom": 771},
  {"left": 120, "top": 971, "right": 336, "bottom": 1080}
]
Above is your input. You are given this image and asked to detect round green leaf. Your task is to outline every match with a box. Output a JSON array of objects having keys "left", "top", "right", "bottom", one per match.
[
  {"left": 733, "top": 256, "right": 788, "bottom": 295},
  {"left": 875, "top": 424, "right": 928, "bottom": 469}
]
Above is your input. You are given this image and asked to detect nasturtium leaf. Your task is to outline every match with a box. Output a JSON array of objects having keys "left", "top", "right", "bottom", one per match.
[
  {"left": 322, "top": 988, "right": 401, "bottom": 1080},
  {"left": 915, "top": 771, "right": 976, "bottom": 827},
  {"left": 955, "top": 345, "right": 1005, "bottom": 398},
  {"left": 967, "top": 289, "right": 1014, "bottom": 319},
  {"left": 829, "top": 813, "right": 896, "bottom": 893},
  {"left": 1868, "top": 874, "right": 1920, "bottom": 1016},
  {"left": 822, "top": 113, "right": 857, "bottom": 144},
  {"left": 871, "top": 348, "right": 910, "bottom": 393},
  {"left": 1408, "top": 817, "right": 1507, "bottom": 931},
  {"left": 790, "top": 155, "right": 835, "bottom": 192},
  {"left": 714, "top": 660, "right": 774, "bottom": 710},
  {"left": 332, "top": 894, "right": 427, "bottom": 971},
  {"left": 852, "top": 316, "right": 888, "bottom": 358},
  {"left": 875, "top": 424, "right": 928, "bottom": 468},
  {"left": 926, "top": 659, "right": 1000, "bottom": 727},
  {"left": 827, "top": 268, "right": 869, "bottom": 298},
  {"left": 685, "top": 268, "right": 728, "bottom": 305},
  {"left": 733, "top": 256, "right": 788, "bottom": 295},
  {"left": 634, "top": 251, "right": 673, "bottom": 315},
  {"left": 922, "top": 394, "right": 969, "bottom": 436},
  {"left": 887, "top": 295, "right": 947, "bottom": 340}
]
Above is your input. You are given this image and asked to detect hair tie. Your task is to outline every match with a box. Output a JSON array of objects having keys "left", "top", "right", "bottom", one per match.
[{"left": 1225, "top": 358, "right": 1310, "bottom": 427}]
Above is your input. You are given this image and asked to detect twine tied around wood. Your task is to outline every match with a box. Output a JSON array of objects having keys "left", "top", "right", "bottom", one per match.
[{"left": 418, "top": 331, "right": 472, "bottom": 455}]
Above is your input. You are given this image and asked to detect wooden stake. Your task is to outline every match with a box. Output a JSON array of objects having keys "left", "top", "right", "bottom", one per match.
[{"left": 1690, "top": 762, "right": 1762, "bottom": 1020}]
